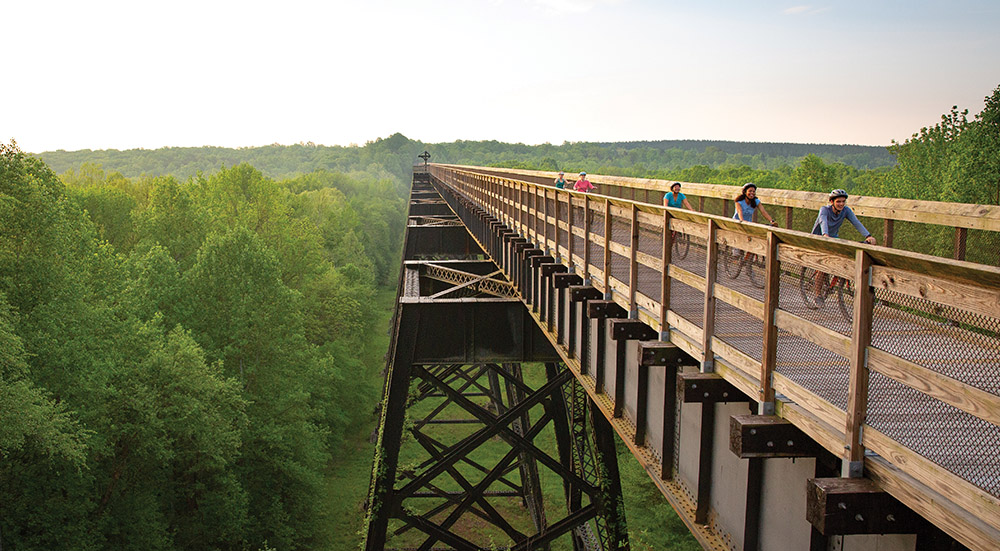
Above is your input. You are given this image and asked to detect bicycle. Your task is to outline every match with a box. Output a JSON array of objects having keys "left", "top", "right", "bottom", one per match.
[
  {"left": 671, "top": 231, "right": 690, "bottom": 260},
  {"left": 722, "top": 245, "right": 765, "bottom": 289},
  {"left": 798, "top": 267, "right": 852, "bottom": 322}
]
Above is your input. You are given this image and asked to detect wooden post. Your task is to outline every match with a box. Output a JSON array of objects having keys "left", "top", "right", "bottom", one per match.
[
  {"left": 698, "top": 196, "right": 705, "bottom": 212},
  {"left": 701, "top": 220, "right": 718, "bottom": 372},
  {"left": 660, "top": 209, "right": 673, "bottom": 339},
  {"left": 953, "top": 227, "right": 967, "bottom": 261},
  {"left": 567, "top": 192, "right": 574, "bottom": 270},
  {"left": 844, "top": 249, "right": 874, "bottom": 477},
  {"left": 759, "top": 232, "right": 780, "bottom": 414},
  {"left": 883, "top": 218, "right": 894, "bottom": 249},
  {"left": 584, "top": 195, "right": 592, "bottom": 284},
  {"left": 543, "top": 187, "right": 550, "bottom": 254},
  {"left": 628, "top": 203, "right": 639, "bottom": 318},
  {"left": 785, "top": 206, "right": 794, "bottom": 230},
  {"left": 603, "top": 198, "right": 612, "bottom": 298},
  {"left": 531, "top": 185, "right": 539, "bottom": 245},
  {"left": 521, "top": 182, "right": 527, "bottom": 236},
  {"left": 553, "top": 187, "right": 560, "bottom": 261}
]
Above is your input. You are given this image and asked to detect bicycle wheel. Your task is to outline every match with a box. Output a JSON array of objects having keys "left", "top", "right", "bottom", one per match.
[
  {"left": 799, "top": 267, "right": 815, "bottom": 307},
  {"left": 799, "top": 267, "right": 831, "bottom": 309},
  {"left": 835, "top": 279, "right": 853, "bottom": 323},
  {"left": 673, "top": 232, "right": 690, "bottom": 260},
  {"left": 723, "top": 246, "right": 743, "bottom": 279},
  {"left": 747, "top": 254, "right": 766, "bottom": 289}
]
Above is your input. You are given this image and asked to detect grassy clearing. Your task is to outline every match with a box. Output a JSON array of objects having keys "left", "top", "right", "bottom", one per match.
[
  {"left": 617, "top": 443, "right": 701, "bottom": 550},
  {"left": 326, "top": 286, "right": 396, "bottom": 550}
]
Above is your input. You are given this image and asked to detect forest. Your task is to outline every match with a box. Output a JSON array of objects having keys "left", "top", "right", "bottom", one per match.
[
  {"left": 1, "top": 142, "right": 405, "bottom": 550},
  {"left": 2, "top": 83, "right": 997, "bottom": 550}
]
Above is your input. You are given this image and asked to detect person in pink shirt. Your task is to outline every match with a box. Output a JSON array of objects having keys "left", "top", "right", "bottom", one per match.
[{"left": 574, "top": 172, "right": 594, "bottom": 193}]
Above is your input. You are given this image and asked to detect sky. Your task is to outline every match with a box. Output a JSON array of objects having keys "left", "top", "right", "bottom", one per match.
[{"left": 3, "top": 0, "right": 999, "bottom": 153}]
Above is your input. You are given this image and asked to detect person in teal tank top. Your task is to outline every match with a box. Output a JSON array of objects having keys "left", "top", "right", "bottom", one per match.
[
  {"left": 663, "top": 182, "right": 694, "bottom": 210},
  {"left": 554, "top": 171, "right": 567, "bottom": 189}
]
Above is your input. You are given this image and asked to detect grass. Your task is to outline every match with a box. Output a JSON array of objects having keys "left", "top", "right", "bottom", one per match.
[
  {"left": 617, "top": 443, "right": 701, "bottom": 550},
  {"left": 326, "top": 286, "right": 396, "bottom": 550}
]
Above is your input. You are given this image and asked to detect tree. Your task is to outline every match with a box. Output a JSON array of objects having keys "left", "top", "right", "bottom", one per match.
[
  {"left": 946, "top": 84, "right": 1000, "bottom": 205},
  {"left": 794, "top": 154, "right": 835, "bottom": 192}
]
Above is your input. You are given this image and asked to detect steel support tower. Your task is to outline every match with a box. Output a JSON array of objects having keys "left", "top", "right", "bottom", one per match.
[{"left": 362, "top": 169, "right": 629, "bottom": 551}]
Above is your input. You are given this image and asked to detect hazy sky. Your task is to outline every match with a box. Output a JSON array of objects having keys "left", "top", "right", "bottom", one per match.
[{"left": 4, "top": 0, "right": 998, "bottom": 153}]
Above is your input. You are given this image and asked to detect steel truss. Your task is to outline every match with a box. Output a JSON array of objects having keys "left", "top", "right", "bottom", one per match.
[{"left": 365, "top": 359, "right": 627, "bottom": 551}]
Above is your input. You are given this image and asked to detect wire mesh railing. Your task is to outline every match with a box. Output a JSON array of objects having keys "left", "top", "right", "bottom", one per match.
[
  {"left": 437, "top": 164, "right": 1000, "bottom": 267},
  {"left": 428, "top": 163, "right": 1000, "bottom": 533}
]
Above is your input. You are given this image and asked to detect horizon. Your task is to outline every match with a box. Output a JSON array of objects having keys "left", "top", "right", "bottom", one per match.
[
  {"left": 26, "top": 134, "right": 894, "bottom": 155},
  {"left": 5, "top": 1, "right": 998, "bottom": 154}
]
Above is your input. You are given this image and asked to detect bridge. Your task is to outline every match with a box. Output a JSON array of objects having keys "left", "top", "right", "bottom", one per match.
[{"left": 363, "top": 163, "right": 1000, "bottom": 550}]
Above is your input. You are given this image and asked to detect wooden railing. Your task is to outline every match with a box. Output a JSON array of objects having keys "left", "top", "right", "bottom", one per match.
[
  {"left": 429, "top": 163, "right": 1000, "bottom": 550},
  {"left": 438, "top": 163, "right": 1000, "bottom": 265}
]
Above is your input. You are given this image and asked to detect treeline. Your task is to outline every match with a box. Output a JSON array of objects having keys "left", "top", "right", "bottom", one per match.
[
  {"left": 0, "top": 142, "right": 405, "bottom": 550},
  {"left": 38, "top": 134, "right": 894, "bottom": 185},
  {"left": 38, "top": 133, "right": 428, "bottom": 190},
  {"left": 595, "top": 139, "right": 895, "bottom": 165}
]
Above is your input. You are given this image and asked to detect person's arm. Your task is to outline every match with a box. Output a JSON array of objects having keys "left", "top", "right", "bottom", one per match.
[
  {"left": 682, "top": 198, "right": 694, "bottom": 211},
  {"left": 819, "top": 207, "right": 831, "bottom": 236},
  {"left": 756, "top": 203, "right": 776, "bottom": 224},
  {"left": 663, "top": 194, "right": 670, "bottom": 207},
  {"left": 735, "top": 200, "right": 747, "bottom": 221},
  {"left": 845, "top": 208, "right": 876, "bottom": 244}
]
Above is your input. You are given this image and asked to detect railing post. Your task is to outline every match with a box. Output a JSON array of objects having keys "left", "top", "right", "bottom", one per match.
[
  {"left": 554, "top": 187, "right": 561, "bottom": 262},
  {"left": 567, "top": 192, "right": 575, "bottom": 271},
  {"left": 543, "top": 187, "right": 551, "bottom": 255},
  {"left": 660, "top": 209, "right": 673, "bottom": 339},
  {"left": 701, "top": 220, "right": 718, "bottom": 372},
  {"left": 628, "top": 203, "right": 639, "bottom": 318},
  {"left": 533, "top": 185, "right": 540, "bottom": 246},
  {"left": 603, "top": 198, "right": 612, "bottom": 299},
  {"left": 584, "top": 195, "right": 592, "bottom": 285},
  {"left": 883, "top": 218, "right": 894, "bottom": 248},
  {"left": 953, "top": 227, "right": 967, "bottom": 261},
  {"left": 784, "top": 206, "right": 793, "bottom": 230},
  {"left": 518, "top": 182, "right": 525, "bottom": 234},
  {"left": 844, "top": 249, "right": 874, "bottom": 478},
  {"left": 759, "top": 231, "right": 780, "bottom": 415},
  {"left": 505, "top": 180, "right": 512, "bottom": 225}
]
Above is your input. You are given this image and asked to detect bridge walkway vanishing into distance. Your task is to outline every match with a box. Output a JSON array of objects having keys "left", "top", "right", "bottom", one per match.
[{"left": 364, "top": 164, "right": 1000, "bottom": 551}]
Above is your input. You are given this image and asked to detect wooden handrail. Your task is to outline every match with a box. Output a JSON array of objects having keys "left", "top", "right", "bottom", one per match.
[{"left": 437, "top": 163, "right": 1000, "bottom": 233}]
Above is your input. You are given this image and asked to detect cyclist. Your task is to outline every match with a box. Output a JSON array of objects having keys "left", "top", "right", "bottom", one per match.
[
  {"left": 663, "top": 182, "right": 695, "bottom": 210},
  {"left": 733, "top": 183, "right": 776, "bottom": 225},
  {"left": 554, "top": 171, "right": 567, "bottom": 189},
  {"left": 807, "top": 189, "right": 876, "bottom": 307},
  {"left": 812, "top": 189, "right": 876, "bottom": 244},
  {"left": 574, "top": 171, "right": 595, "bottom": 193}
]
